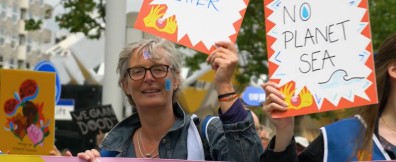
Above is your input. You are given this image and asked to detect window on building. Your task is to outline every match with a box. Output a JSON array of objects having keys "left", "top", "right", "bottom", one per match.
[
  {"left": 10, "top": 34, "right": 18, "bottom": 49},
  {"left": 26, "top": 38, "right": 32, "bottom": 54},
  {"left": 19, "top": 34, "right": 25, "bottom": 45},
  {"left": 1, "top": 9, "right": 6, "bottom": 20},
  {"left": 12, "top": 4, "right": 18, "bottom": 23},
  {"left": 17, "top": 60, "right": 24, "bottom": 69},
  {"left": 28, "top": 10, "right": 33, "bottom": 19},
  {"left": 20, "top": 8, "right": 26, "bottom": 19},
  {"left": 0, "top": 56, "right": 3, "bottom": 68},
  {"left": 9, "top": 59, "right": 14, "bottom": 69},
  {"left": 26, "top": 45, "right": 31, "bottom": 54},
  {"left": 0, "top": 29, "right": 4, "bottom": 46}
]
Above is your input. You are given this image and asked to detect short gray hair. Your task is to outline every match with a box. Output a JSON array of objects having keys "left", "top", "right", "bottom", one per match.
[{"left": 117, "top": 38, "right": 183, "bottom": 107}]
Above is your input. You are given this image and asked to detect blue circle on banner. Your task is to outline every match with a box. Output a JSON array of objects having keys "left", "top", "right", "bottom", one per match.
[
  {"left": 34, "top": 61, "right": 61, "bottom": 104},
  {"left": 241, "top": 86, "right": 266, "bottom": 107}
]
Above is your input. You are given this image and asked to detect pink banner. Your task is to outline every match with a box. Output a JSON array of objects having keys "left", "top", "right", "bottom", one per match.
[{"left": 0, "top": 155, "right": 216, "bottom": 162}]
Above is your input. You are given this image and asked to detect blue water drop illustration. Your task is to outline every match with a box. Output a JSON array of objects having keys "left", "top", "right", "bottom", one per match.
[
  {"left": 302, "top": 7, "right": 309, "bottom": 19},
  {"left": 300, "top": 3, "right": 311, "bottom": 21}
]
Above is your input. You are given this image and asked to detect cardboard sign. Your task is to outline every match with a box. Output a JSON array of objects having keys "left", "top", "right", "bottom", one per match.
[
  {"left": 70, "top": 105, "right": 118, "bottom": 136},
  {"left": 0, "top": 155, "right": 216, "bottom": 162},
  {"left": 264, "top": 0, "right": 377, "bottom": 117},
  {"left": 0, "top": 69, "right": 55, "bottom": 155},
  {"left": 134, "top": 0, "right": 249, "bottom": 54}
]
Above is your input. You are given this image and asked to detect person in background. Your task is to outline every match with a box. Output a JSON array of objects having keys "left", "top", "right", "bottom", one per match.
[
  {"left": 258, "top": 125, "right": 273, "bottom": 148},
  {"left": 260, "top": 33, "right": 396, "bottom": 161},
  {"left": 252, "top": 111, "right": 273, "bottom": 148},
  {"left": 72, "top": 38, "right": 262, "bottom": 162}
]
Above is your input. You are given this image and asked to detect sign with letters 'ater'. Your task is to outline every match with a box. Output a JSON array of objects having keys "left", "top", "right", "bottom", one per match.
[
  {"left": 264, "top": 0, "right": 377, "bottom": 117},
  {"left": 134, "top": 0, "right": 249, "bottom": 54},
  {"left": 70, "top": 105, "right": 118, "bottom": 136}
]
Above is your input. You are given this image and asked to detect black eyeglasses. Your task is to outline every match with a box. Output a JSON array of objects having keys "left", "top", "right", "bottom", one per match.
[{"left": 126, "top": 65, "right": 174, "bottom": 81}]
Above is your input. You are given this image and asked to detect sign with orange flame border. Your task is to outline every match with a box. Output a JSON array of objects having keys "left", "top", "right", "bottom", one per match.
[
  {"left": 0, "top": 69, "right": 55, "bottom": 155},
  {"left": 134, "top": 0, "right": 249, "bottom": 54},
  {"left": 264, "top": 0, "right": 377, "bottom": 117}
]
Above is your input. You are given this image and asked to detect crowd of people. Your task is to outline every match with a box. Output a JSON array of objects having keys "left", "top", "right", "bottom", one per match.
[
  {"left": 72, "top": 32, "right": 396, "bottom": 162},
  {"left": 3, "top": 32, "right": 396, "bottom": 161},
  {"left": 68, "top": 33, "right": 396, "bottom": 161}
]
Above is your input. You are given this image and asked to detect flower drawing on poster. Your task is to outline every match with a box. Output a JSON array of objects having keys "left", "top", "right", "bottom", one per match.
[
  {"left": 266, "top": 0, "right": 373, "bottom": 109},
  {"left": 3, "top": 79, "right": 50, "bottom": 147}
]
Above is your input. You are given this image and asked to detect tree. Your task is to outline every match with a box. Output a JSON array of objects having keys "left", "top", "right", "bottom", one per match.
[{"left": 25, "top": 0, "right": 105, "bottom": 39}]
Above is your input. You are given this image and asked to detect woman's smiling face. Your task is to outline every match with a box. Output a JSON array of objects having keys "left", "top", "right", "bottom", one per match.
[{"left": 122, "top": 47, "right": 179, "bottom": 109}]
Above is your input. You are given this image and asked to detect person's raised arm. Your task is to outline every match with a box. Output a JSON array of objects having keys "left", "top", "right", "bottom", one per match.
[{"left": 206, "top": 41, "right": 239, "bottom": 113}]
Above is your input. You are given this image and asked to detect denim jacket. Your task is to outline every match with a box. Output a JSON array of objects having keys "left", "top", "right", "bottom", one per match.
[{"left": 99, "top": 101, "right": 263, "bottom": 161}]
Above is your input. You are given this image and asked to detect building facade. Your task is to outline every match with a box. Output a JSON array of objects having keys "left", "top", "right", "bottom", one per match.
[{"left": 0, "top": 0, "right": 52, "bottom": 69}]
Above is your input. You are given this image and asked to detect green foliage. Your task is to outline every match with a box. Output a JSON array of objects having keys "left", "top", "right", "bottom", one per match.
[
  {"left": 369, "top": 0, "right": 396, "bottom": 50},
  {"left": 55, "top": 0, "right": 105, "bottom": 39},
  {"left": 184, "top": 51, "right": 207, "bottom": 72},
  {"left": 25, "top": 19, "right": 43, "bottom": 31},
  {"left": 236, "top": 1, "right": 267, "bottom": 86}
]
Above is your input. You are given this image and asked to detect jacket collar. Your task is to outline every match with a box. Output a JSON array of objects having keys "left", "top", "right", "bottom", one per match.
[{"left": 99, "top": 102, "right": 189, "bottom": 153}]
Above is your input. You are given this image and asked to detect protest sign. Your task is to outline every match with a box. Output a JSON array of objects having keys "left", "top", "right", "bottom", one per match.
[
  {"left": 241, "top": 86, "right": 266, "bottom": 107},
  {"left": 70, "top": 105, "right": 118, "bottom": 136},
  {"left": 264, "top": 0, "right": 377, "bottom": 117},
  {"left": 0, "top": 69, "right": 55, "bottom": 155},
  {"left": 134, "top": 0, "right": 249, "bottom": 54}
]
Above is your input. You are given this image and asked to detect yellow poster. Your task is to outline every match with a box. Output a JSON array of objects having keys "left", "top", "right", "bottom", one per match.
[{"left": 0, "top": 69, "right": 55, "bottom": 155}]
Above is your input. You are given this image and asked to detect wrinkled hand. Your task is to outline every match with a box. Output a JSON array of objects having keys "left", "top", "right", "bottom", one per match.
[
  {"left": 262, "top": 81, "right": 294, "bottom": 151},
  {"left": 206, "top": 41, "right": 238, "bottom": 89},
  {"left": 206, "top": 41, "right": 238, "bottom": 113},
  {"left": 262, "top": 82, "right": 293, "bottom": 130},
  {"left": 77, "top": 149, "right": 100, "bottom": 162}
]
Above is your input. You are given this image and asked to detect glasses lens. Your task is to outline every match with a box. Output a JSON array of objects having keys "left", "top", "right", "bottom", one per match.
[
  {"left": 151, "top": 65, "right": 169, "bottom": 78},
  {"left": 127, "top": 65, "right": 170, "bottom": 80},
  {"left": 129, "top": 67, "right": 145, "bottom": 80}
]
